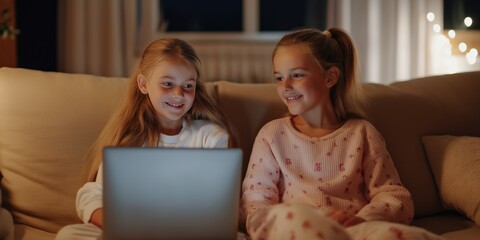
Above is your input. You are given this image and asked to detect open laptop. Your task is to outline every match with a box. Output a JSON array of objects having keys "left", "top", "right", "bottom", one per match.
[{"left": 102, "top": 147, "right": 243, "bottom": 240}]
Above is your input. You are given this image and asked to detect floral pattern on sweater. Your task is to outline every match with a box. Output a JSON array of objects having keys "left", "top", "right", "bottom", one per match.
[{"left": 240, "top": 117, "right": 414, "bottom": 227}]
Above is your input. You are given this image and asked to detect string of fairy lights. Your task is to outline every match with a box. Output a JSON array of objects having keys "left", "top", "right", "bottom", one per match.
[{"left": 427, "top": 11, "right": 478, "bottom": 66}]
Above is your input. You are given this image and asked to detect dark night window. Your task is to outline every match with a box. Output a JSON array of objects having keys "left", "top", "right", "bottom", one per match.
[
  {"left": 444, "top": 0, "right": 480, "bottom": 30},
  {"left": 159, "top": 0, "right": 327, "bottom": 33},
  {"left": 259, "top": 0, "right": 327, "bottom": 32},
  {"left": 160, "top": 0, "right": 242, "bottom": 31}
]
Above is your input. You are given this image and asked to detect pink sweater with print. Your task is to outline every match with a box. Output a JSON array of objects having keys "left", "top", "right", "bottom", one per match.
[{"left": 240, "top": 117, "right": 414, "bottom": 226}]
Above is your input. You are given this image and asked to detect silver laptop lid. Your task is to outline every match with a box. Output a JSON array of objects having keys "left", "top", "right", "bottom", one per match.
[{"left": 103, "top": 147, "right": 242, "bottom": 240}]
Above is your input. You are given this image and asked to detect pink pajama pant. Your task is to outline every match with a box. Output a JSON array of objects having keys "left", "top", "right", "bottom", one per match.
[{"left": 246, "top": 203, "right": 445, "bottom": 240}]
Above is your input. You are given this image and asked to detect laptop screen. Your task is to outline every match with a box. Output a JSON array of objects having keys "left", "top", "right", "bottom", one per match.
[{"left": 102, "top": 147, "right": 242, "bottom": 240}]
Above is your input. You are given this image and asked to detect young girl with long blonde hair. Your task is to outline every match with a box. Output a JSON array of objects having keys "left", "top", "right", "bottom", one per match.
[{"left": 56, "top": 38, "right": 232, "bottom": 240}]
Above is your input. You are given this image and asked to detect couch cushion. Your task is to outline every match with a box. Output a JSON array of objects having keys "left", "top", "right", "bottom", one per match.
[
  {"left": 0, "top": 68, "right": 129, "bottom": 233},
  {"left": 422, "top": 135, "right": 480, "bottom": 225},
  {"left": 412, "top": 212, "right": 480, "bottom": 240},
  {"left": 14, "top": 224, "right": 55, "bottom": 240},
  {"left": 0, "top": 208, "right": 14, "bottom": 239}
]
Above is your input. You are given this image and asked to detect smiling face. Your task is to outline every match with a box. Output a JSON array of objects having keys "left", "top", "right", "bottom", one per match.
[
  {"left": 137, "top": 57, "right": 196, "bottom": 130},
  {"left": 273, "top": 44, "right": 333, "bottom": 117}
]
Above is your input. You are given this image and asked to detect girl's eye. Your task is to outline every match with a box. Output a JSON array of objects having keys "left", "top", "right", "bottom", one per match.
[
  {"left": 292, "top": 73, "right": 304, "bottom": 79},
  {"left": 161, "top": 82, "right": 173, "bottom": 87},
  {"left": 183, "top": 83, "right": 195, "bottom": 89},
  {"left": 274, "top": 75, "right": 283, "bottom": 81}
]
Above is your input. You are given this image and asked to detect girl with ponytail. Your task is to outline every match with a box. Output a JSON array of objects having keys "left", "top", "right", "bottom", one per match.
[{"left": 240, "top": 28, "right": 443, "bottom": 240}]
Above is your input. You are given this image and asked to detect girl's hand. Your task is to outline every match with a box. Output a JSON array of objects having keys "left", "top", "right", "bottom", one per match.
[
  {"left": 89, "top": 208, "right": 104, "bottom": 228},
  {"left": 327, "top": 210, "right": 365, "bottom": 227}
]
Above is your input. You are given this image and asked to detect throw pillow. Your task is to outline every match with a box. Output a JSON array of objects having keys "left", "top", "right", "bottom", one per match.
[{"left": 421, "top": 135, "right": 480, "bottom": 225}]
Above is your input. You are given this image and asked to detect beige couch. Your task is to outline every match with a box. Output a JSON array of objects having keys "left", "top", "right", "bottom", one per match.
[{"left": 0, "top": 67, "right": 479, "bottom": 240}]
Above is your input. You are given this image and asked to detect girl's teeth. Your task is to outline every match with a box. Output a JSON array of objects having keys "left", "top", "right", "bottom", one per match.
[
  {"left": 167, "top": 102, "right": 182, "bottom": 107},
  {"left": 287, "top": 96, "right": 301, "bottom": 101}
]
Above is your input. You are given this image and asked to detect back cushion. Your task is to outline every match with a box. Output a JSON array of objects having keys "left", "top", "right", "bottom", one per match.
[
  {"left": 0, "top": 68, "right": 129, "bottom": 233},
  {"left": 361, "top": 83, "right": 445, "bottom": 217}
]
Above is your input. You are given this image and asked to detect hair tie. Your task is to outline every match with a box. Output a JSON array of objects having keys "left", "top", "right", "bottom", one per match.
[{"left": 323, "top": 30, "right": 332, "bottom": 37}]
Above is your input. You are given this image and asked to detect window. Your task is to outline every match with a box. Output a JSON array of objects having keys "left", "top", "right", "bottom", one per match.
[
  {"left": 444, "top": 0, "right": 480, "bottom": 30},
  {"left": 159, "top": 0, "right": 328, "bottom": 35},
  {"left": 259, "top": 0, "right": 327, "bottom": 32},
  {"left": 160, "top": 0, "right": 242, "bottom": 32}
]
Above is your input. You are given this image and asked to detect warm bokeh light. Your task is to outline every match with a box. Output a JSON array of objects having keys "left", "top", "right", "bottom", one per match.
[
  {"left": 428, "top": 11, "right": 479, "bottom": 70},
  {"left": 427, "top": 12, "right": 435, "bottom": 22},
  {"left": 448, "top": 30, "right": 456, "bottom": 39},
  {"left": 466, "top": 52, "right": 477, "bottom": 65},
  {"left": 459, "top": 42, "right": 467, "bottom": 52},
  {"left": 470, "top": 48, "right": 478, "bottom": 57},
  {"left": 464, "top": 17, "right": 473, "bottom": 27}
]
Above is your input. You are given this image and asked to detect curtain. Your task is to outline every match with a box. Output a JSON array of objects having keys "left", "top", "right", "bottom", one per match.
[
  {"left": 328, "top": 0, "right": 442, "bottom": 84},
  {"left": 57, "top": 0, "right": 159, "bottom": 77}
]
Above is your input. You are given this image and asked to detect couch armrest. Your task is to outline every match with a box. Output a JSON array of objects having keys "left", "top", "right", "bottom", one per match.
[{"left": 0, "top": 208, "right": 14, "bottom": 240}]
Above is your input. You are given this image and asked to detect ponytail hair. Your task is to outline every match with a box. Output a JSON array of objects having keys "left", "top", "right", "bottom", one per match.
[{"left": 273, "top": 27, "right": 366, "bottom": 121}]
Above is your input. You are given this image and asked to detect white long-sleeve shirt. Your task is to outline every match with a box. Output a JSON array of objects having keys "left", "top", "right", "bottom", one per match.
[
  {"left": 241, "top": 117, "right": 414, "bottom": 226},
  {"left": 76, "top": 120, "right": 229, "bottom": 223}
]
